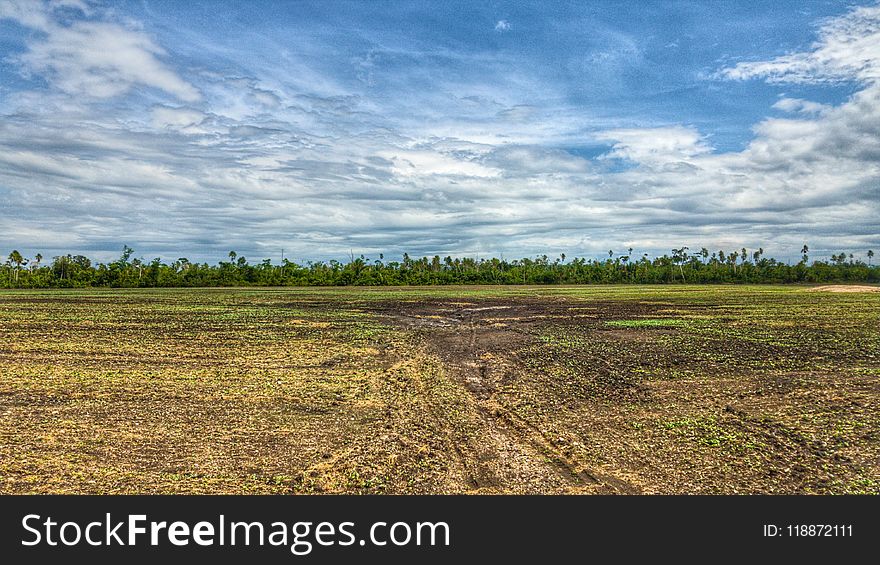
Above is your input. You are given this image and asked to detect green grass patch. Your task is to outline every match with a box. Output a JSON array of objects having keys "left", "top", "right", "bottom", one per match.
[
  {"left": 605, "top": 318, "right": 687, "bottom": 328},
  {"left": 662, "top": 416, "right": 739, "bottom": 448}
]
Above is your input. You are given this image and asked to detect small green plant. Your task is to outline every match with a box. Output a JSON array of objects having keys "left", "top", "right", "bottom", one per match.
[
  {"left": 663, "top": 417, "right": 737, "bottom": 447},
  {"left": 606, "top": 318, "right": 687, "bottom": 328}
]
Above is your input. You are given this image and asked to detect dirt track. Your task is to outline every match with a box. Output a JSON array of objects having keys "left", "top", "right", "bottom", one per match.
[{"left": 376, "top": 298, "right": 639, "bottom": 493}]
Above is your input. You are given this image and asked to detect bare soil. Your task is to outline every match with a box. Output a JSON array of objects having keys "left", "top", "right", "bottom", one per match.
[{"left": 373, "top": 298, "right": 641, "bottom": 493}]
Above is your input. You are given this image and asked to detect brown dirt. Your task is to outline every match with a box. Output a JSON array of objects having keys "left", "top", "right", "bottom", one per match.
[{"left": 372, "top": 298, "right": 638, "bottom": 493}]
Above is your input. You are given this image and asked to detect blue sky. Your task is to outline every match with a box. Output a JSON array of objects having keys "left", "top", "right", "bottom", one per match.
[{"left": 0, "top": 0, "right": 878, "bottom": 263}]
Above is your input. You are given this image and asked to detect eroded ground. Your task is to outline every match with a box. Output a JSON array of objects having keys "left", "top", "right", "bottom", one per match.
[{"left": 0, "top": 286, "right": 878, "bottom": 494}]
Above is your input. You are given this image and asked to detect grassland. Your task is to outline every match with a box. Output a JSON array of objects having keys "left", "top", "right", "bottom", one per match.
[{"left": 0, "top": 285, "right": 878, "bottom": 494}]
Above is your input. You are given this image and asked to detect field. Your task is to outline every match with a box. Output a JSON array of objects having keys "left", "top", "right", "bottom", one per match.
[{"left": 1, "top": 285, "right": 878, "bottom": 494}]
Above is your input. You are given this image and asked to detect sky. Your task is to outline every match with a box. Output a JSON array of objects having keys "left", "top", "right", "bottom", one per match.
[{"left": 0, "top": 0, "right": 878, "bottom": 264}]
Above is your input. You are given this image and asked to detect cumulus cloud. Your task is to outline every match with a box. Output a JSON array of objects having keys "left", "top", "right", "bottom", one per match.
[
  {"left": 720, "top": 5, "right": 880, "bottom": 84},
  {"left": 485, "top": 145, "right": 591, "bottom": 176},
  {"left": 251, "top": 88, "right": 282, "bottom": 108},
  {"left": 1, "top": 1, "right": 199, "bottom": 101},
  {"left": 772, "top": 97, "right": 831, "bottom": 115},
  {"left": 0, "top": 0, "right": 51, "bottom": 30},
  {"left": 597, "top": 126, "right": 712, "bottom": 166},
  {"left": 494, "top": 20, "right": 511, "bottom": 32},
  {"left": 379, "top": 148, "right": 501, "bottom": 178},
  {"left": 150, "top": 106, "right": 208, "bottom": 131}
]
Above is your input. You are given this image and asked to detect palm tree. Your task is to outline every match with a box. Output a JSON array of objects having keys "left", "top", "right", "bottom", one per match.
[
  {"left": 131, "top": 257, "right": 143, "bottom": 280},
  {"left": 801, "top": 244, "right": 809, "bottom": 264},
  {"left": 8, "top": 250, "right": 25, "bottom": 283},
  {"left": 868, "top": 250, "right": 874, "bottom": 266},
  {"left": 671, "top": 247, "right": 689, "bottom": 282},
  {"left": 118, "top": 245, "right": 134, "bottom": 267},
  {"left": 32, "top": 253, "right": 42, "bottom": 271}
]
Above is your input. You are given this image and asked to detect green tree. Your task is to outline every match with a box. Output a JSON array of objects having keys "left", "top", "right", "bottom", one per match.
[
  {"left": 671, "top": 247, "right": 688, "bottom": 282},
  {"left": 120, "top": 246, "right": 134, "bottom": 265},
  {"left": 7, "top": 250, "right": 25, "bottom": 283}
]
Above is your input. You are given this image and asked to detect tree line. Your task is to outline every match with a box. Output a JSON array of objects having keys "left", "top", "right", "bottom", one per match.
[{"left": 1, "top": 245, "right": 877, "bottom": 288}]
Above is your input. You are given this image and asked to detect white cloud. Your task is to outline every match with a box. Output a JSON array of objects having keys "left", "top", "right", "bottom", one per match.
[
  {"left": 720, "top": 5, "right": 880, "bottom": 84},
  {"left": 496, "top": 104, "right": 536, "bottom": 122},
  {"left": 0, "top": 0, "right": 51, "bottom": 30},
  {"left": 494, "top": 20, "right": 511, "bottom": 32},
  {"left": 1, "top": 2, "right": 200, "bottom": 101},
  {"left": 251, "top": 88, "right": 281, "bottom": 108},
  {"left": 150, "top": 106, "right": 208, "bottom": 131},
  {"left": 486, "top": 145, "right": 591, "bottom": 176},
  {"left": 597, "top": 126, "right": 712, "bottom": 166},
  {"left": 379, "top": 149, "right": 501, "bottom": 178},
  {"left": 772, "top": 97, "right": 830, "bottom": 115}
]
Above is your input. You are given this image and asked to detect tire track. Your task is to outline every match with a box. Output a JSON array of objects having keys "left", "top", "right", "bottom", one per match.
[{"left": 379, "top": 301, "right": 637, "bottom": 494}]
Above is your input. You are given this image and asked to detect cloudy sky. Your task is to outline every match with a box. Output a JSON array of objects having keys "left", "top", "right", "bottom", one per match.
[{"left": 1, "top": 0, "right": 878, "bottom": 263}]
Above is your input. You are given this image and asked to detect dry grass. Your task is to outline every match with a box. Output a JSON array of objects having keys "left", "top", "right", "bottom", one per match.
[{"left": 807, "top": 285, "right": 880, "bottom": 293}]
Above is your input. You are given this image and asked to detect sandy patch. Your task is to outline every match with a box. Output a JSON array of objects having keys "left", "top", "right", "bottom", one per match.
[{"left": 806, "top": 285, "right": 880, "bottom": 293}]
